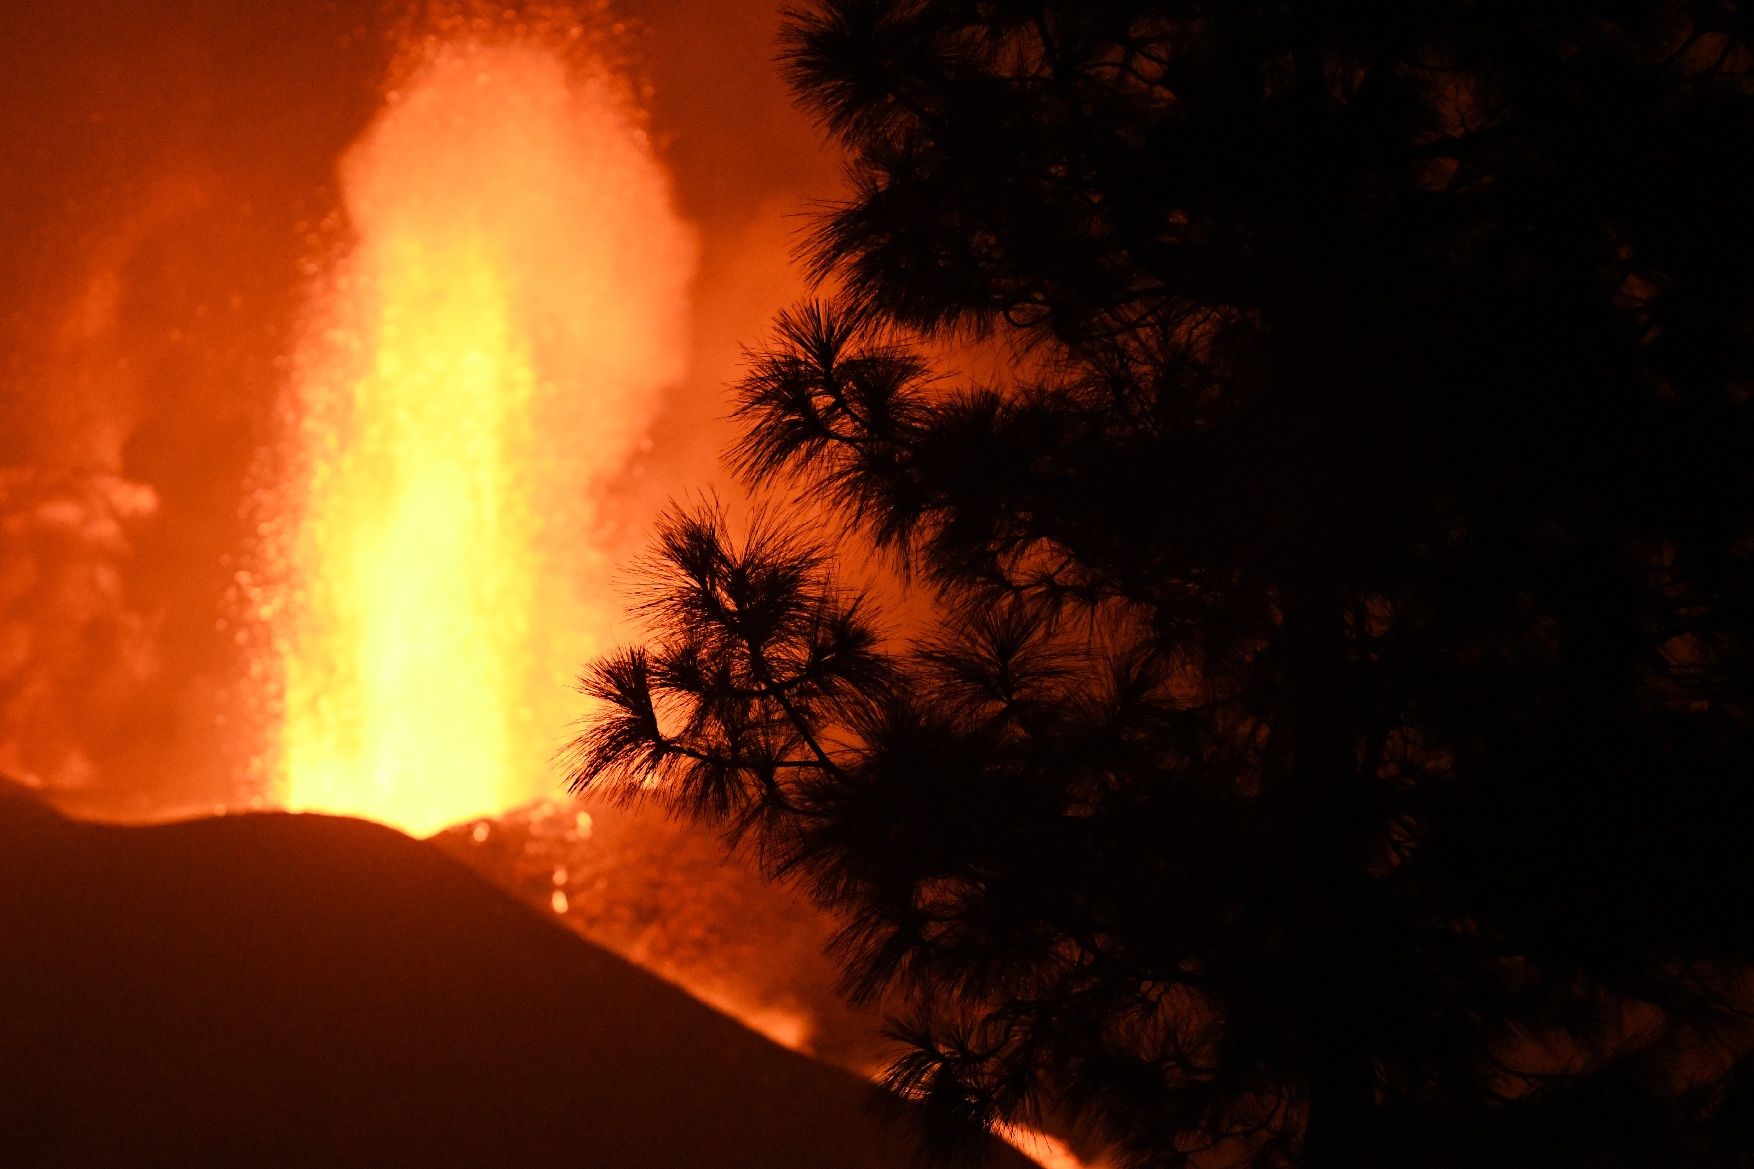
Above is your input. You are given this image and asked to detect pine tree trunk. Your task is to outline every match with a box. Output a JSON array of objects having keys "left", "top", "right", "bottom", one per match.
[
  {"left": 1276, "top": 577, "right": 1377, "bottom": 1169},
  {"left": 1301, "top": 938, "right": 1379, "bottom": 1169}
]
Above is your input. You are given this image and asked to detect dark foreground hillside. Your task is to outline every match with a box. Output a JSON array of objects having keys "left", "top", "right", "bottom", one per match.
[{"left": 0, "top": 780, "right": 1034, "bottom": 1169}]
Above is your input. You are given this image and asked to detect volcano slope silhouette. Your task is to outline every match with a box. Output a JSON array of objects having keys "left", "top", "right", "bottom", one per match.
[{"left": 0, "top": 781, "right": 1034, "bottom": 1169}]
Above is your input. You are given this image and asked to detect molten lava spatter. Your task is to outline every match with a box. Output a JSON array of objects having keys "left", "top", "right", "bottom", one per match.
[{"left": 262, "top": 27, "right": 693, "bottom": 835}]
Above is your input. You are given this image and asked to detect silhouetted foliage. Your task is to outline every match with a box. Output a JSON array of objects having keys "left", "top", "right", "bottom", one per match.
[{"left": 569, "top": 3, "right": 1754, "bottom": 1166}]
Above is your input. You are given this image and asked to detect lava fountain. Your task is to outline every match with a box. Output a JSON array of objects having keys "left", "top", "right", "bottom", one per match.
[{"left": 258, "top": 23, "right": 694, "bottom": 835}]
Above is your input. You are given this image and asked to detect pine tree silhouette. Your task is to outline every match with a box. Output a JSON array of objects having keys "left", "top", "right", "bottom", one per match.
[{"left": 570, "top": 4, "right": 1754, "bottom": 1166}]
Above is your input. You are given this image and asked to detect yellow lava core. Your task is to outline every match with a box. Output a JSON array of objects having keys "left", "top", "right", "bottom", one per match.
[{"left": 262, "top": 29, "right": 693, "bottom": 835}]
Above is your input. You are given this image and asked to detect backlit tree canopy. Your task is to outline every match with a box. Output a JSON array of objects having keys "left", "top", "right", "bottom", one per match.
[{"left": 569, "top": 3, "right": 1754, "bottom": 1166}]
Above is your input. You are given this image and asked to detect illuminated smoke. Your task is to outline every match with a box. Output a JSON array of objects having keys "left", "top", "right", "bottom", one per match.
[
  {"left": 0, "top": 188, "right": 199, "bottom": 796},
  {"left": 0, "top": 469, "right": 159, "bottom": 792},
  {"left": 258, "top": 21, "right": 694, "bottom": 835}
]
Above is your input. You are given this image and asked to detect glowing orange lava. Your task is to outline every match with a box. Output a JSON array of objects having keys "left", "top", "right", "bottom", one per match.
[{"left": 261, "top": 28, "right": 693, "bottom": 835}]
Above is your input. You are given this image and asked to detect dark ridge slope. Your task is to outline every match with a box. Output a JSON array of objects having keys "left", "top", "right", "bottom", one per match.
[{"left": 0, "top": 781, "right": 1033, "bottom": 1169}]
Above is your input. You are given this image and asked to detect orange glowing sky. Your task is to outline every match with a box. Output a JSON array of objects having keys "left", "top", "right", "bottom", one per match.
[{"left": 0, "top": 0, "right": 835, "bottom": 821}]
